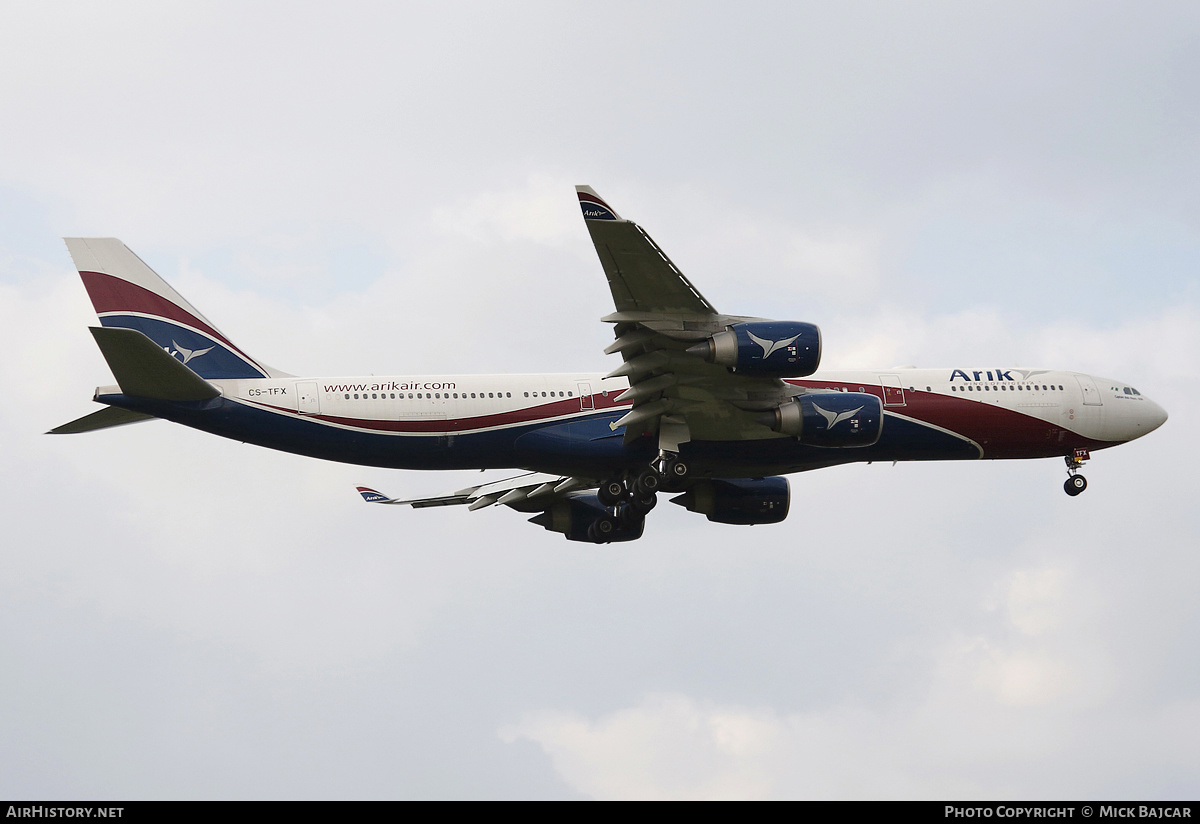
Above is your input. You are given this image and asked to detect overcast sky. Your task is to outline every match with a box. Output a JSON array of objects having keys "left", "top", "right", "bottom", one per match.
[{"left": 2, "top": 1, "right": 1198, "bottom": 799}]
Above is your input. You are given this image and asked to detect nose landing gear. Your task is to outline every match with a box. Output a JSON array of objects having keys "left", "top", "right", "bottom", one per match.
[{"left": 1064, "top": 449, "right": 1089, "bottom": 497}]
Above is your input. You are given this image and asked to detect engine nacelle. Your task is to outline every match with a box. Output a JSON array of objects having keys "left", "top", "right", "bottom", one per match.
[
  {"left": 670, "top": 477, "right": 790, "bottom": 525},
  {"left": 688, "top": 321, "right": 821, "bottom": 378},
  {"left": 527, "top": 493, "right": 644, "bottom": 543},
  {"left": 769, "top": 392, "right": 883, "bottom": 447}
]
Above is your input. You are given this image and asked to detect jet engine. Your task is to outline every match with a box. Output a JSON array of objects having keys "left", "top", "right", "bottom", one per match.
[
  {"left": 768, "top": 392, "right": 883, "bottom": 447},
  {"left": 687, "top": 321, "right": 821, "bottom": 377},
  {"left": 670, "top": 477, "right": 790, "bottom": 525}
]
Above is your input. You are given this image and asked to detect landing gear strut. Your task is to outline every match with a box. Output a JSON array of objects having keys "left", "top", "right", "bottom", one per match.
[
  {"left": 591, "top": 470, "right": 653, "bottom": 543},
  {"left": 591, "top": 452, "right": 689, "bottom": 542},
  {"left": 654, "top": 450, "right": 690, "bottom": 491},
  {"left": 1064, "top": 450, "right": 1089, "bottom": 497}
]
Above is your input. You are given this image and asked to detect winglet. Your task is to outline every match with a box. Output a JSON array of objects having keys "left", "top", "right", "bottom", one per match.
[
  {"left": 576, "top": 185, "right": 624, "bottom": 222},
  {"left": 357, "top": 486, "right": 392, "bottom": 503}
]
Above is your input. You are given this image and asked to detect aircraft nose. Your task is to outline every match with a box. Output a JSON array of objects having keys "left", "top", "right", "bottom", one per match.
[
  {"left": 1145, "top": 399, "right": 1168, "bottom": 432},
  {"left": 1135, "top": 398, "right": 1168, "bottom": 436}
]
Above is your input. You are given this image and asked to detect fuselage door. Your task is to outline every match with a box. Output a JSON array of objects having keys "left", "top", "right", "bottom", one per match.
[
  {"left": 298, "top": 381, "right": 320, "bottom": 415},
  {"left": 577, "top": 382, "right": 594, "bottom": 411},
  {"left": 1075, "top": 374, "right": 1102, "bottom": 406},
  {"left": 880, "top": 374, "right": 906, "bottom": 407}
]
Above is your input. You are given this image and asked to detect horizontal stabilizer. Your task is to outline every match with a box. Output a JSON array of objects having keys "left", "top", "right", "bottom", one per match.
[
  {"left": 90, "top": 326, "right": 220, "bottom": 401},
  {"left": 48, "top": 406, "right": 156, "bottom": 434}
]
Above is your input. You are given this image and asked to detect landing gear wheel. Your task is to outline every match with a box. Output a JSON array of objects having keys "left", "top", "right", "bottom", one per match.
[
  {"left": 628, "top": 492, "right": 657, "bottom": 515},
  {"left": 661, "top": 457, "right": 690, "bottom": 491},
  {"left": 1064, "top": 475, "right": 1087, "bottom": 497},
  {"left": 635, "top": 469, "right": 660, "bottom": 496},
  {"left": 597, "top": 479, "right": 627, "bottom": 507},
  {"left": 1063, "top": 452, "right": 1089, "bottom": 497},
  {"left": 588, "top": 515, "right": 617, "bottom": 543}
]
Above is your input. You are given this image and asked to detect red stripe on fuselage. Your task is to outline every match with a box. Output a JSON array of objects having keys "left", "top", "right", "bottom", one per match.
[
  {"left": 796, "top": 380, "right": 1115, "bottom": 456},
  {"left": 247, "top": 394, "right": 624, "bottom": 434}
]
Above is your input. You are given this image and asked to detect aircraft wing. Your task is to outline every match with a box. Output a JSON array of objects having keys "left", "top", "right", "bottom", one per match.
[
  {"left": 577, "top": 186, "right": 797, "bottom": 449},
  {"left": 357, "top": 472, "right": 589, "bottom": 512},
  {"left": 575, "top": 186, "right": 715, "bottom": 315}
]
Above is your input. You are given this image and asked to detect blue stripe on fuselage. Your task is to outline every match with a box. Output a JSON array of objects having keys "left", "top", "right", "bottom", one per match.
[{"left": 97, "top": 395, "right": 991, "bottom": 477}]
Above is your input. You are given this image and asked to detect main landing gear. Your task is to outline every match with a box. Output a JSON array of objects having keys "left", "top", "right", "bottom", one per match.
[
  {"left": 1063, "top": 450, "right": 1089, "bottom": 497},
  {"left": 654, "top": 452, "right": 691, "bottom": 490},
  {"left": 590, "top": 452, "right": 690, "bottom": 542}
]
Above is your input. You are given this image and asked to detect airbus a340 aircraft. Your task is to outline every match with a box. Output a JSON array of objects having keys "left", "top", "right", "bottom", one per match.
[{"left": 55, "top": 187, "right": 1167, "bottom": 542}]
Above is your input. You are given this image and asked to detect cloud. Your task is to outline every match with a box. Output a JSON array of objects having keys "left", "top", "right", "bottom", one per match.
[
  {"left": 504, "top": 562, "right": 1192, "bottom": 798},
  {"left": 429, "top": 174, "right": 583, "bottom": 247}
]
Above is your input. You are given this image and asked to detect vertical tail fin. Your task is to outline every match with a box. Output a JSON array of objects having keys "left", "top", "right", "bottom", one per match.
[{"left": 65, "top": 238, "right": 289, "bottom": 380}]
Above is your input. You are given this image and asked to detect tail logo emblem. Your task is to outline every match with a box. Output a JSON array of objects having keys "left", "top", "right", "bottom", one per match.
[{"left": 169, "top": 340, "right": 215, "bottom": 364}]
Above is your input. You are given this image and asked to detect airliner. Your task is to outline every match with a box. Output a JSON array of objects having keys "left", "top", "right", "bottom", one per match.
[{"left": 54, "top": 186, "right": 1168, "bottom": 542}]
